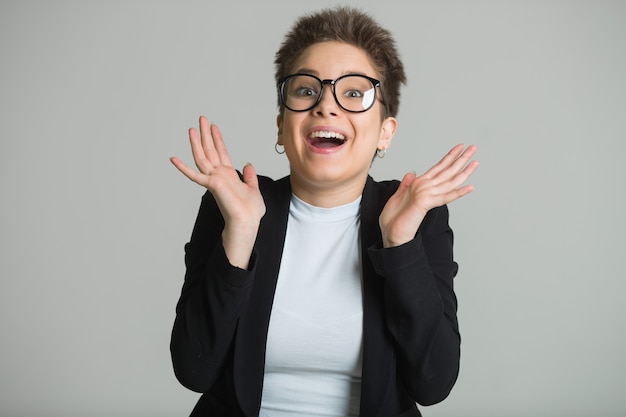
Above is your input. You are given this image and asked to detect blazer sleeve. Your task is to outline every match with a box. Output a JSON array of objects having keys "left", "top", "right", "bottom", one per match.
[
  {"left": 367, "top": 204, "right": 460, "bottom": 406},
  {"left": 170, "top": 191, "right": 256, "bottom": 393}
]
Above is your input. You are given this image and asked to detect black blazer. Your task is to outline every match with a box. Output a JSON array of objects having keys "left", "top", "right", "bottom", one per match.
[{"left": 171, "top": 175, "right": 460, "bottom": 417}]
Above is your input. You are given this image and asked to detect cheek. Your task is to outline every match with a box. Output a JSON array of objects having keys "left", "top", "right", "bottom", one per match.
[
  {"left": 281, "top": 115, "right": 303, "bottom": 139},
  {"left": 358, "top": 121, "right": 384, "bottom": 145},
  {"left": 282, "top": 114, "right": 304, "bottom": 148}
]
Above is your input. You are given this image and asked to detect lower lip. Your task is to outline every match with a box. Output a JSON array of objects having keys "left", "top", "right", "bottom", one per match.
[{"left": 305, "top": 138, "right": 347, "bottom": 154}]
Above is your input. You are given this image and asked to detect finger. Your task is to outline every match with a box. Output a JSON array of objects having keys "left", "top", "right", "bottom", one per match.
[
  {"left": 460, "top": 158, "right": 480, "bottom": 178},
  {"left": 432, "top": 144, "right": 478, "bottom": 184},
  {"left": 449, "top": 144, "right": 478, "bottom": 174},
  {"left": 242, "top": 163, "right": 259, "bottom": 189},
  {"left": 441, "top": 184, "right": 475, "bottom": 205},
  {"left": 434, "top": 160, "right": 479, "bottom": 202},
  {"left": 199, "top": 116, "right": 220, "bottom": 167},
  {"left": 189, "top": 127, "right": 212, "bottom": 173},
  {"left": 399, "top": 171, "right": 417, "bottom": 188},
  {"left": 447, "top": 145, "right": 478, "bottom": 180},
  {"left": 170, "top": 156, "right": 207, "bottom": 186},
  {"left": 392, "top": 171, "right": 417, "bottom": 198},
  {"left": 422, "top": 144, "right": 465, "bottom": 179},
  {"left": 446, "top": 159, "right": 480, "bottom": 191},
  {"left": 211, "top": 124, "right": 233, "bottom": 167}
]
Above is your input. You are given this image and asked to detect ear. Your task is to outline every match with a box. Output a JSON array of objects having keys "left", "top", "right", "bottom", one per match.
[
  {"left": 377, "top": 116, "right": 397, "bottom": 150},
  {"left": 276, "top": 114, "right": 283, "bottom": 145}
]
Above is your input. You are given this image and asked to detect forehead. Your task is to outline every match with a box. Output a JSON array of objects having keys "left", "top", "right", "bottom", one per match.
[{"left": 291, "top": 41, "right": 379, "bottom": 78}]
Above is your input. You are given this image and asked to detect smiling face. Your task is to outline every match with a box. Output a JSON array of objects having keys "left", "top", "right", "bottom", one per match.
[{"left": 277, "top": 41, "right": 397, "bottom": 207}]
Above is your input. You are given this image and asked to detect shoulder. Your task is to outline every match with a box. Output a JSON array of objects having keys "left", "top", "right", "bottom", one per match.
[
  {"left": 255, "top": 175, "right": 292, "bottom": 221},
  {"left": 256, "top": 174, "right": 291, "bottom": 200},
  {"left": 363, "top": 176, "right": 400, "bottom": 204},
  {"left": 257, "top": 174, "right": 289, "bottom": 189},
  {"left": 366, "top": 177, "right": 401, "bottom": 198}
]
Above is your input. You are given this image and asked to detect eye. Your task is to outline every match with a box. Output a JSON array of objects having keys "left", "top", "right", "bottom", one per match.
[
  {"left": 344, "top": 89, "right": 364, "bottom": 98},
  {"left": 294, "top": 86, "right": 318, "bottom": 97}
]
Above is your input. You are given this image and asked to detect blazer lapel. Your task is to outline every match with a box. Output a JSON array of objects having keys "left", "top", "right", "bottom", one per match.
[
  {"left": 234, "top": 176, "right": 292, "bottom": 417},
  {"left": 359, "top": 176, "right": 397, "bottom": 416}
]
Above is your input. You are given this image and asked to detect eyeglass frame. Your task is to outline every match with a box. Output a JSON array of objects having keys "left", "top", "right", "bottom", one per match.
[{"left": 277, "top": 73, "right": 388, "bottom": 114}]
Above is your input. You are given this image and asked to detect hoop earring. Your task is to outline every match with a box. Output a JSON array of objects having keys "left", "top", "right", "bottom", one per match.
[
  {"left": 376, "top": 148, "right": 386, "bottom": 159},
  {"left": 275, "top": 142, "right": 285, "bottom": 154}
]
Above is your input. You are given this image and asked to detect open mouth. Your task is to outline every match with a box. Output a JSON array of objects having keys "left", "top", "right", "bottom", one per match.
[{"left": 307, "top": 130, "right": 347, "bottom": 149}]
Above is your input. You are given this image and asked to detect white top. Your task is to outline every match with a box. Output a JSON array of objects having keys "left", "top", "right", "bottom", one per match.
[{"left": 260, "top": 194, "right": 363, "bottom": 417}]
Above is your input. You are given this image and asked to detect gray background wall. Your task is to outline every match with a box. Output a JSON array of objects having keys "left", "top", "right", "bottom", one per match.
[{"left": 1, "top": 1, "right": 624, "bottom": 416}]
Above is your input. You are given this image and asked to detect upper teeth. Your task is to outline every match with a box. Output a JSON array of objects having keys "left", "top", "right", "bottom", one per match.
[{"left": 310, "top": 130, "right": 345, "bottom": 140}]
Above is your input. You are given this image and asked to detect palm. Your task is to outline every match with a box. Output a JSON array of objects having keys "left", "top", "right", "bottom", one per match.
[
  {"left": 170, "top": 116, "right": 266, "bottom": 227},
  {"left": 379, "top": 144, "right": 479, "bottom": 247}
]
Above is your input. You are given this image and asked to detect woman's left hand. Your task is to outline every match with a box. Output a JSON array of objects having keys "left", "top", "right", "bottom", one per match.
[{"left": 379, "top": 144, "right": 479, "bottom": 248}]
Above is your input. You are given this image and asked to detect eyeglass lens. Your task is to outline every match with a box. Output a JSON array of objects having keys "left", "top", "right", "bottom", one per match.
[{"left": 282, "top": 75, "right": 377, "bottom": 112}]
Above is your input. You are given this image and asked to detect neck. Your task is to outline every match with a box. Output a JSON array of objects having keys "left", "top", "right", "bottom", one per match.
[{"left": 289, "top": 173, "right": 367, "bottom": 208}]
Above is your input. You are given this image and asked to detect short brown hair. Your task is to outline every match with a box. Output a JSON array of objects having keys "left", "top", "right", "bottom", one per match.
[{"left": 274, "top": 6, "right": 407, "bottom": 118}]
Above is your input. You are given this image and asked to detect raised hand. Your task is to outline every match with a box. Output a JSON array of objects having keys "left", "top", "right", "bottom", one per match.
[
  {"left": 170, "top": 116, "right": 266, "bottom": 268},
  {"left": 379, "top": 145, "right": 479, "bottom": 248}
]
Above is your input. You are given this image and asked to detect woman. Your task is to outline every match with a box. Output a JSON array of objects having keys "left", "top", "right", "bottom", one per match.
[{"left": 170, "top": 6, "right": 478, "bottom": 417}]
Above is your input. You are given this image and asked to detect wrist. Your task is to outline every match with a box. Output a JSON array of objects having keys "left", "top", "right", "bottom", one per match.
[
  {"left": 221, "top": 222, "right": 260, "bottom": 270},
  {"left": 382, "top": 235, "right": 411, "bottom": 248}
]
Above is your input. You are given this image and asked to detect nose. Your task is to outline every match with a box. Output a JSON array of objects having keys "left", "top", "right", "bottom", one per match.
[{"left": 313, "top": 82, "right": 339, "bottom": 116}]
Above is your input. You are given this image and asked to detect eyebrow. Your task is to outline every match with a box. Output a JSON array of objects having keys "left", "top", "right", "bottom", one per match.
[{"left": 294, "top": 68, "right": 371, "bottom": 78}]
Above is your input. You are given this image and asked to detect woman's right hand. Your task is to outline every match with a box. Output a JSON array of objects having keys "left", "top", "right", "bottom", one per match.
[{"left": 170, "top": 116, "right": 266, "bottom": 269}]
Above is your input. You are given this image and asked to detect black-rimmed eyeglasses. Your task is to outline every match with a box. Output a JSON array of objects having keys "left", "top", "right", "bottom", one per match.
[{"left": 278, "top": 74, "right": 384, "bottom": 113}]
